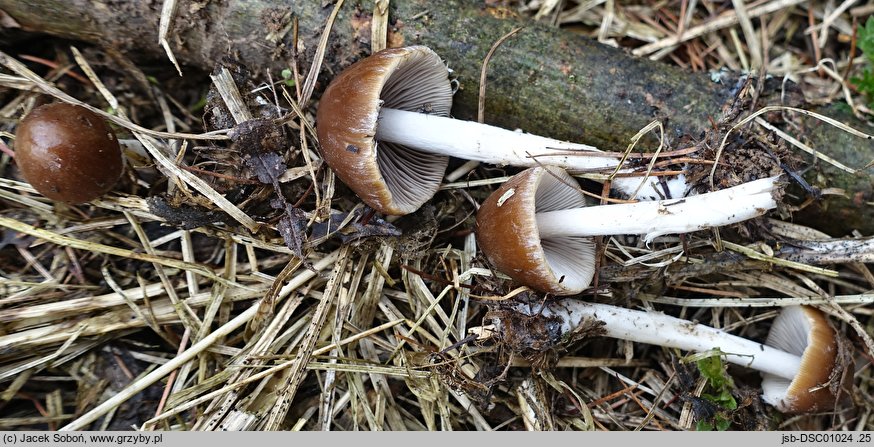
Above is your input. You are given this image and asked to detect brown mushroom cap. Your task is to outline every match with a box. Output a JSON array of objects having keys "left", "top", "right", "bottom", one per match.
[
  {"left": 475, "top": 166, "right": 595, "bottom": 295},
  {"left": 316, "top": 46, "right": 453, "bottom": 215},
  {"left": 14, "top": 103, "right": 123, "bottom": 204},
  {"left": 761, "top": 306, "right": 853, "bottom": 414}
]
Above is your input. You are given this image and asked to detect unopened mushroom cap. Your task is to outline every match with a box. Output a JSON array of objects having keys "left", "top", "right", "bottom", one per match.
[
  {"left": 14, "top": 103, "right": 123, "bottom": 204},
  {"left": 316, "top": 46, "right": 453, "bottom": 215},
  {"left": 761, "top": 305, "right": 853, "bottom": 414},
  {"left": 475, "top": 166, "right": 596, "bottom": 295}
]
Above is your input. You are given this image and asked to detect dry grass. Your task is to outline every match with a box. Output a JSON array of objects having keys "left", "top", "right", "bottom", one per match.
[{"left": 0, "top": 0, "right": 872, "bottom": 432}]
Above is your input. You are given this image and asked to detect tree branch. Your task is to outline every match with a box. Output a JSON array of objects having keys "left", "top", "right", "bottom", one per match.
[{"left": 1, "top": 0, "right": 871, "bottom": 234}]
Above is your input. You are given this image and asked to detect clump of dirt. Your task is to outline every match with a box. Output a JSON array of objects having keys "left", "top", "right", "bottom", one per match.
[
  {"left": 684, "top": 78, "right": 795, "bottom": 194},
  {"left": 481, "top": 296, "right": 607, "bottom": 367}
]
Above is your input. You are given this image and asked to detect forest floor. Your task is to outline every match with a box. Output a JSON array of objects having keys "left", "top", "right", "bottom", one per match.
[{"left": 0, "top": 0, "right": 872, "bottom": 432}]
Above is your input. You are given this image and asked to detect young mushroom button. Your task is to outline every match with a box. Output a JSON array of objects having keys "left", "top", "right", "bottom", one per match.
[
  {"left": 476, "top": 166, "right": 779, "bottom": 295},
  {"left": 316, "top": 45, "right": 686, "bottom": 216},
  {"left": 14, "top": 103, "right": 123, "bottom": 204}
]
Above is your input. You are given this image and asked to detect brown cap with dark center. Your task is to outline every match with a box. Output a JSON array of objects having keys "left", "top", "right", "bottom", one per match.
[
  {"left": 475, "top": 166, "right": 595, "bottom": 296},
  {"left": 316, "top": 46, "right": 453, "bottom": 215},
  {"left": 14, "top": 103, "right": 123, "bottom": 204}
]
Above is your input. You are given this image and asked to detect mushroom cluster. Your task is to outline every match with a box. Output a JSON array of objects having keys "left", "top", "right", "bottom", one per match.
[
  {"left": 316, "top": 46, "right": 848, "bottom": 415},
  {"left": 316, "top": 45, "right": 684, "bottom": 216},
  {"left": 14, "top": 103, "right": 123, "bottom": 204}
]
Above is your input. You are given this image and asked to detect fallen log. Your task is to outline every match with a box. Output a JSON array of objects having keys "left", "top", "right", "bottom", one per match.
[{"left": 0, "top": 0, "right": 871, "bottom": 235}]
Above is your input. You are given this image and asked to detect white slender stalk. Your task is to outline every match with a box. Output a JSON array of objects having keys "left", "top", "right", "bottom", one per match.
[
  {"left": 513, "top": 301, "right": 802, "bottom": 380},
  {"left": 376, "top": 108, "right": 684, "bottom": 199},
  {"left": 535, "top": 176, "right": 779, "bottom": 243},
  {"left": 378, "top": 108, "right": 601, "bottom": 164}
]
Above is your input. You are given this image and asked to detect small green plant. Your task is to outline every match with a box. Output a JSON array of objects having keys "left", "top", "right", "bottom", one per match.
[
  {"left": 281, "top": 68, "right": 296, "bottom": 87},
  {"left": 691, "top": 352, "right": 738, "bottom": 431},
  {"left": 851, "top": 17, "right": 874, "bottom": 105}
]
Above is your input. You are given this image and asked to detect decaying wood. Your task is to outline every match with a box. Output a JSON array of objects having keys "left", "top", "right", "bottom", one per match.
[{"left": 0, "top": 0, "right": 872, "bottom": 235}]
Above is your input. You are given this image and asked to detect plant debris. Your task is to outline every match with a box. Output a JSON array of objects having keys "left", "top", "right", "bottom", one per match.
[{"left": 0, "top": 0, "right": 872, "bottom": 433}]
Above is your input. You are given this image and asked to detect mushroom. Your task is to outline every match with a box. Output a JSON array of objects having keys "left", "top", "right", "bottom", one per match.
[
  {"left": 500, "top": 301, "right": 851, "bottom": 414},
  {"left": 475, "top": 166, "right": 779, "bottom": 295},
  {"left": 14, "top": 103, "right": 123, "bottom": 204},
  {"left": 316, "top": 45, "right": 684, "bottom": 215},
  {"left": 761, "top": 305, "right": 853, "bottom": 413}
]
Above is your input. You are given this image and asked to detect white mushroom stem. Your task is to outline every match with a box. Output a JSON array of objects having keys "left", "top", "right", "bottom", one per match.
[
  {"left": 376, "top": 108, "right": 686, "bottom": 199},
  {"left": 534, "top": 175, "right": 779, "bottom": 243},
  {"left": 512, "top": 301, "right": 802, "bottom": 380}
]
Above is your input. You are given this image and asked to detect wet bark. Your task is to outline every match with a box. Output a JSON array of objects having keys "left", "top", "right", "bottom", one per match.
[{"left": 1, "top": 0, "right": 872, "bottom": 234}]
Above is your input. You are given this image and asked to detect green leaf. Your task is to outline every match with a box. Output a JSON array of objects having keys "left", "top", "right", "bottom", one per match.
[
  {"left": 281, "top": 68, "right": 296, "bottom": 87},
  {"left": 717, "top": 390, "right": 738, "bottom": 409},
  {"left": 702, "top": 389, "right": 736, "bottom": 409},
  {"left": 721, "top": 392, "right": 737, "bottom": 410},
  {"left": 696, "top": 355, "right": 733, "bottom": 389},
  {"left": 852, "top": 17, "right": 874, "bottom": 108},
  {"left": 696, "top": 420, "right": 714, "bottom": 431},
  {"left": 715, "top": 415, "right": 732, "bottom": 431},
  {"left": 191, "top": 95, "right": 208, "bottom": 113},
  {"left": 852, "top": 70, "right": 874, "bottom": 96},
  {"left": 858, "top": 17, "right": 874, "bottom": 59}
]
